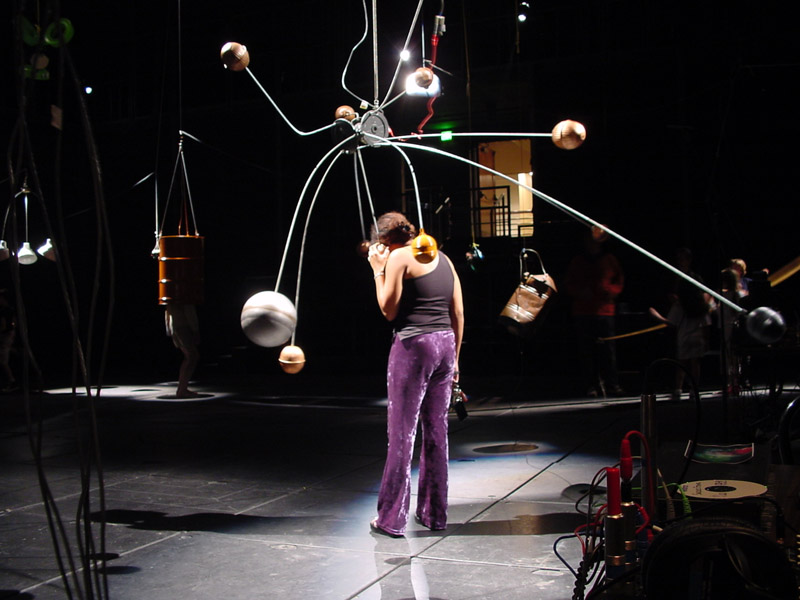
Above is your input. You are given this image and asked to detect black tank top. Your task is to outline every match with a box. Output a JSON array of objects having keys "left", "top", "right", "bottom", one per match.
[{"left": 393, "top": 253, "right": 454, "bottom": 339}]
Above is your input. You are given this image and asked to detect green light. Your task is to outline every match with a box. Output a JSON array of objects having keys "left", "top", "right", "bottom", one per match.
[{"left": 440, "top": 130, "right": 453, "bottom": 142}]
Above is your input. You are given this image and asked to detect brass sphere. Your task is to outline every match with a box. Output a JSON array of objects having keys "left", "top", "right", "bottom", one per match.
[
  {"left": 220, "top": 42, "right": 250, "bottom": 72},
  {"left": 335, "top": 105, "right": 357, "bottom": 121},
  {"left": 411, "top": 228, "right": 437, "bottom": 263},
  {"left": 279, "top": 345, "right": 306, "bottom": 374},
  {"left": 356, "top": 240, "right": 370, "bottom": 258},
  {"left": 551, "top": 119, "right": 587, "bottom": 150},
  {"left": 414, "top": 67, "right": 435, "bottom": 88}
]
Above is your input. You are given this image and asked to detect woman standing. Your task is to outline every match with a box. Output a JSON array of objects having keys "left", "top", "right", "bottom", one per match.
[{"left": 367, "top": 212, "right": 464, "bottom": 537}]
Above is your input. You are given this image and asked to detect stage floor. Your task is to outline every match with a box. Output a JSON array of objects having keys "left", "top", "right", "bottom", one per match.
[{"left": 1, "top": 374, "right": 794, "bottom": 599}]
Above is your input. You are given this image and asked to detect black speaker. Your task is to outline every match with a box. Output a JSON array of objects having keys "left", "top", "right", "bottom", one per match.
[{"left": 641, "top": 516, "right": 797, "bottom": 599}]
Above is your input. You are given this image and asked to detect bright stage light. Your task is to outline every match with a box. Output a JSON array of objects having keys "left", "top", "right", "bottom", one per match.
[
  {"left": 404, "top": 71, "right": 441, "bottom": 98},
  {"left": 518, "top": 1, "right": 530, "bottom": 22},
  {"left": 399, "top": 49, "right": 410, "bottom": 62}
]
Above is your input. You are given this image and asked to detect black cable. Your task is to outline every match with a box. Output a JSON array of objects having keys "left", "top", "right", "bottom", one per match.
[
  {"left": 552, "top": 534, "right": 579, "bottom": 578},
  {"left": 584, "top": 564, "right": 641, "bottom": 599},
  {"left": 6, "top": 3, "right": 115, "bottom": 598}
]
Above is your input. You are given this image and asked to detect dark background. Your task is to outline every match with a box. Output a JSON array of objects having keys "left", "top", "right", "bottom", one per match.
[{"left": 2, "top": 0, "right": 798, "bottom": 392}]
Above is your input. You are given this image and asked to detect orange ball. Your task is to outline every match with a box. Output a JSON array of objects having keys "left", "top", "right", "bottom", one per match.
[
  {"left": 335, "top": 105, "right": 357, "bottom": 121},
  {"left": 411, "top": 228, "right": 437, "bottom": 263},
  {"left": 279, "top": 345, "right": 306, "bottom": 374},
  {"left": 220, "top": 42, "right": 250, "bottom": 72},
  {"left": 551, "top": 119, "right": 587, "bottom": 150}
]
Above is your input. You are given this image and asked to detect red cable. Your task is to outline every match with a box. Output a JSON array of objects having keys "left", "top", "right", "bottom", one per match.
[{"left": 415, "top": 34, "right": 440, "bottom": 134}]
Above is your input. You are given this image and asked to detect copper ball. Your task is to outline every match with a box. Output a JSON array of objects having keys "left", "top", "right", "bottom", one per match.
[
  {"left": 356, "top": 240, "right": 370, "bottom": 258},
  {"left": 551, "top": 119, "right": 587, "bottom": 150},
  {"left": 335, "top": 105, "right": 357, "bottom": 121},
  {"left": 414, "top": 67, "right": 435, "bottom": 88},
  {"left": 411, "top": 228, "right": 438, "bottom": 263},
  {"left": 31, "top": 53, "right": 49, "bottom": 70},
  {"left": 220, "top": 42, "right": 250, "bottom": 72},
  {"left": 279, "top": 345, "right": 306, "bottom": 374},
  {"left": 591, "top": 225, "right": 609, "bottom": 242}
]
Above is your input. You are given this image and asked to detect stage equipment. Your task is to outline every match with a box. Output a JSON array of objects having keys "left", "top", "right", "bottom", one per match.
[
  {"left": 17, "top": 242, "right": 37, "bottom": 265},
  {"left": 220, "top": 42, "right": 249, "bottom": 72},
  {"left": 357, "top": 240, "right": 370, "bottom": 257},
  {"left": 411, "top": 228, "right": 437, "bottom": 262},
  {"left": 278, "top": 345, "right": 306, "bottom": 374},
  {"left": 335, "top": 105, "right": 357, "bottom": 121},
  {"left": 414, "top": 66, "right": 434, "bottom": 87},
  {"left": 517, "top": 1, "right": 530, "bottom": 22},
  {"left": 777, "top": 395, "right": 800, "bottom": 464},
  {"left": 466, "top": 242, "right": 484, "bottom": 272},
  {"left": 768, "top": 255, "right": 800, "bottom": 287},
  {"left": 157, "top": 235, "right": 204, "bottom": 305},
  {"left": 405, "top": 67, "right": 440, "bottom": 98},
  {"left": 37, "top": 238, "right": 56, "bottom": 261},
  {"left": 744, "top": 305, "right": 787, "bottom": 345},
  {"left": 3, "top": 182, "right": 46, "bottom": 266},
  {"left": 498, "top": 248, "right": 557, "bottom": 337},
  {"left": 215, "top": 0, "right": 781, "bottom": 376},
  {"left": 640, "top": 517, "right": 796, "bottom": 600},
  {"left": 450, "top": 380, "right": 468, "bottom": 420},
  {"left": 240, "top": 291, "right": 297, "bottom": 348},
  {"left": 552, "top": 119, "right": 587, "bottom": 150}
]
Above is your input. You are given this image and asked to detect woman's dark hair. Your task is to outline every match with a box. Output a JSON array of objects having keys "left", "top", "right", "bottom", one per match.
[{"left": 370, "top": 212, "right": 416, "bottom": 246}]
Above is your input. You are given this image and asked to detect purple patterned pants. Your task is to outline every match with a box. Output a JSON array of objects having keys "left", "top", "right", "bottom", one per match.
[{"left": 375, "top": 330, "right": 456, "bottom": 535}]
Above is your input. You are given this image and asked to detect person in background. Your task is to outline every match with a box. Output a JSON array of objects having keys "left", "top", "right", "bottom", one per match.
[
  {"left": 165, "top": 303, "right": 200, "bottom": 399},
  {"left": 564, "top": 227, "right": 625, "bottom": 398},
  {"left": 649, "top": 248, "right": 715, "bottom": 401},
  {"left": 0, "top": 289, "right": 18, "bottom": 392}
]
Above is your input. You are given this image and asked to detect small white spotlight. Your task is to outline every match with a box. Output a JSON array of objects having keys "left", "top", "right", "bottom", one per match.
[
  {"left": 399, "top": 49, "right": 411, "bottom": 62},
  {"left": 518, "top": 0, "right": 530, "bottom": 22},
  {"left": 84, "top": 86, "right": 93, "bottom": 94}
]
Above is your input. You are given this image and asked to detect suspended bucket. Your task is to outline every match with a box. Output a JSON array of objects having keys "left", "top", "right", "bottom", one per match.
[{"left": 158, "top": 235, "right": 204, "bottom": 305}]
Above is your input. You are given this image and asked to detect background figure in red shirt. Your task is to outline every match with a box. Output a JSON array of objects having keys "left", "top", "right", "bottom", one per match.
[{"left": 564, "top": 229, "right": 625, "bottom": 398}]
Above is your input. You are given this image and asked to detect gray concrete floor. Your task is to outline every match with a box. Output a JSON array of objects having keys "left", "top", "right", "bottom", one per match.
[{"left": 0, "top": 374, "right": 794, "bottom": 599}]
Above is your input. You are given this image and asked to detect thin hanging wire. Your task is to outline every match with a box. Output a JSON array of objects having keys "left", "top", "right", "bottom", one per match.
[
  {"left": 292, "top": 152, "right": 345, "bottom": 345},
  {"left": 356, "top": 148, "right": 378, "bottom": 232},
  {"left": 275, "top": 134, "right": 358, "bottom": 291},
  {"left": 379, "top": 0, "right": 425, "bottom": 108},
  {"left": 358, "top": 133, "right": 424, "bottom": 230},
  {"left": 353, "top": 153, "right": 367, "bottom": 240},
  {"left": 340, "top": 0, "right": 370, "bottom": 107},
  {"left": 372, "top": 0, "right": 379, "bottom": 107},
  {"left": 178, "top": 142, "right": 199, "bottom": 235},
  {"left": 177, "top": 0, "right": 183, "bottom": 132},
  {"left": 245, "top": 68, "right": 337, "bottom": 137},
  {"left": 23, "top": 189, "right": 30, "bottom": 242}
]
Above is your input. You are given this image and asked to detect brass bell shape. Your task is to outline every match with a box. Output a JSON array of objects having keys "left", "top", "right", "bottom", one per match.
[
  {"left": 411, "top": 228, "right": 437, "bottom": 263},
  {"left": 279, "top": 344, "right": 306, "bottom": 374}
]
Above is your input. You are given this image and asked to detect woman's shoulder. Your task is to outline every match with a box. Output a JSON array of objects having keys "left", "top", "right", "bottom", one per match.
[{"left": 390, "top": 246, "right": 414, "bottom": 262}]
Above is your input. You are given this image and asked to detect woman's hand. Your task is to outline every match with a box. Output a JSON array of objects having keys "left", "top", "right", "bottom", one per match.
[{"left": 368, "top": 243, "right": 390, "bottom": 276}]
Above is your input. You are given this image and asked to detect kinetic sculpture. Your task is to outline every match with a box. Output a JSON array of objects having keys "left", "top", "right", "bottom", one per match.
[{"left": 221, "top": 0, "right": 784, "bottom": 373}]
